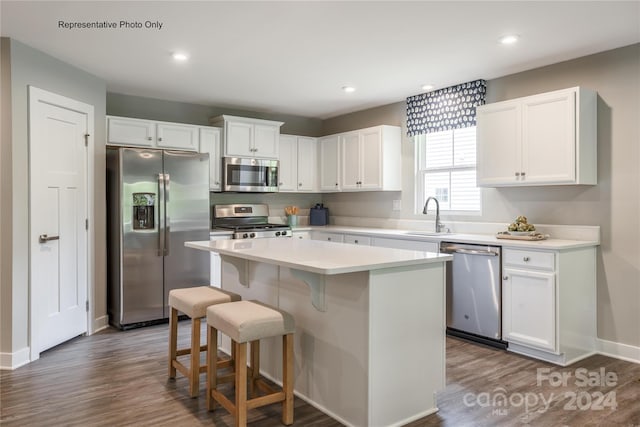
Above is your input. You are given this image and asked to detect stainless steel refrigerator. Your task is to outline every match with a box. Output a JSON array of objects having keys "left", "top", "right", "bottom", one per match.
[{"left": 106, "top": 147, "right": 210, "bottom": 329}]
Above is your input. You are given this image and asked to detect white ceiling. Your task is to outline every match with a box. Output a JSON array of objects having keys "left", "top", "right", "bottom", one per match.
[{"left": 2, "top": 1, "right": 639, "bottom": 119}]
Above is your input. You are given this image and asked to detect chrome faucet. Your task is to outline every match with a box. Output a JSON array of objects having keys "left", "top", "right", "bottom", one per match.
[{"left": 423, "top": 197, "right": 442, "bottom": 233}]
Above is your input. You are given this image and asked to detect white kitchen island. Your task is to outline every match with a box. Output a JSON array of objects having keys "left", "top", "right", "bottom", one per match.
[{"left": 186, "top": 238, "right": 451, "bottom": 427}]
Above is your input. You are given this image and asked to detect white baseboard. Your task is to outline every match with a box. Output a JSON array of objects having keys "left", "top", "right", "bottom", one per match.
[
  {"left": 597, "top": 338, "right": 640, "bottom": 364},
  {"left": 0, "top": 347, "right": 30, "bottom": 371},
  {"left": 93, "top": 315, "right": 109, "bottom": 333}
]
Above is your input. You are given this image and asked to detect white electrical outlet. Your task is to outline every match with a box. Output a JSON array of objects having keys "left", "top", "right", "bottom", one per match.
[{"left": 392, "top": 200, "right": 402, "bottom": 211}]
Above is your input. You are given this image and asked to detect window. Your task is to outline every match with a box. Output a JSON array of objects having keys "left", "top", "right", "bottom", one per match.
[{"left": 415, "top": 126, "right": 480, "bottom": 214}]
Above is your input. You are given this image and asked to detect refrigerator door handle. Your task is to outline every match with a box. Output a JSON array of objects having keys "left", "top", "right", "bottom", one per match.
[
  {"left": 164, "top": 173, "right": 170, "bottom": 256},
  {"left": 158, "top": 173, "right": 166, "bottom": 256}
]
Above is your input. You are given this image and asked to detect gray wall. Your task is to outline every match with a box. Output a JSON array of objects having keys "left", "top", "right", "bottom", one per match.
[
  {"left": 322, "top": 44, "right": 640, "bottom": 347},
  {"left": 0, "top": 38, "right": 107, "bottom": 357},
  {"left": 107, "top": 93, "right": 323, "bottom": 137}
]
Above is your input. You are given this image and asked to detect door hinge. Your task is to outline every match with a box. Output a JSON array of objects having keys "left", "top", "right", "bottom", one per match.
[
  {"left": 85, "top": 219, "right": 89, "bottom": 230},
  {"left": 84, "top": 133, "right": 90, "bottom": 147},
  {"left": 86, "top": 300, "right": 89, "bottom": 312}
]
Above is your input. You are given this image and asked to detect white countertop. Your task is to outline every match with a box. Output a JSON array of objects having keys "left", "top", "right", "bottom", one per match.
[
  {"left": 305, "top": 225, "right": 599, "bottom": 250},
  {"left": 187, "top": 238, "right": 451, "bottom": 275}
]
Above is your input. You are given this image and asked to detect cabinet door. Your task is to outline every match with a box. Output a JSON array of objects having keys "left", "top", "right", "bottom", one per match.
[
  {"left": 319, "top": 135, "right": 341, "bottom": 191},
  {"left": 278, "top": 135, "right": 297, "bottom": 191},
  {"left": 253, "top": 124, "right": 279, "bottom": 158},
  {"left": 359, "top": 127, "right": 383, "bottom": 190},
  {"left": 200, "top": 127, "right": 222, "bottom": 191},
  {"left": 311, "top": 232, "right": 344, "bottom": 243},
  {"left": 157, "top": 123, "right": 199, "bottom": 151},
  {"left": 107, "top": 117, "right": 155, "bottom": 147},
  {"left": 343, "top": 234, "right": 371, "bottom": 245},
  {"left": 297, "top": 137, "right": 316, "bottom": 191},
  {"left": 503, "top": 267, "right": 556, "bottom": 352},
  {"left": 477, "top": 102, "right": 521, "bottom": 186},
  {"left": 522, "top": 90, "right": 576, "bottom": 184},
  {"left": 225, "top": 121, "right": 253, "bottom": 157},
  {"left": 371, "top": 237, "right": 438, "bottom": 253},
  {"left": 341, "top": 132, "right": 361, "bottom": 190}
]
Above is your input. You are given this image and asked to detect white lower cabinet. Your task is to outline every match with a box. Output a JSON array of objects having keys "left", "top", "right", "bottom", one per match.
[
  {"left": 502, "top": 266, "right": 556, "bottom": 352},
  {"left": 292, "top": 231, "right": 311, "bottom": 239},
  {"left": 501, "top": 246, "right": 596, "bottom": 366},
  {"left": 311, "top": 231, "right": 344, "bottom": 243},
  {"left": 372, "top": 237, "right": 438, "bottom": 253},
  {"left": 343, "top": 234, "right": 371, "bottom": 245}
]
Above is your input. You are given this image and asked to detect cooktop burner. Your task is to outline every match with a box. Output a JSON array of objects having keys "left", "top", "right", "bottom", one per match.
[{"left": 212, "top": 203, "right": 292, "bottom": 239}]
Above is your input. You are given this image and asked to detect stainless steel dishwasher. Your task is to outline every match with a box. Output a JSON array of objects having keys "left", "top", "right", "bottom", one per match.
[{"left": 440, "top": 242, "right": 506, "bottom": 348}]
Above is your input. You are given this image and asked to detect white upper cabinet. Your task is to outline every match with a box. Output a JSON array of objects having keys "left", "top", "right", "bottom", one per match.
[
  {"left": 211, "top": 115, "right": 283, "bottom": 159},
  {"left": 318, "top": 135, "right": 341, "bottom": 192},
  {"left": 278, "top": 135, "right": 297, "bottom": 191},
  {"left": 199, "top": 127, "right": 222, "bottom": 191},
  {"left": 279, "top": 134, "right": 317, "bottom": 192},
  {"left": 297, "top": 136, "right": 317, "bottom": 191},
  {"left": 156, "top": 122, "right": 199, "bottom": 151},
  {"left": 477, "top": 87, "right": 597, "bottom": 186},
  {"left": 339, "top": 125, "right": 401, "bottom": 192},
  {"left": 107, "top": 116, "right": 200, "bottom": 151},
  {"left": 107, "top": 116, "right": 156, "bottom": 147}
]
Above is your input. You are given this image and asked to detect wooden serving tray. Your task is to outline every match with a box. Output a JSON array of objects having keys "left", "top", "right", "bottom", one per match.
[{"left": 496, "top": 233, "right": 549, "bottom": 241}]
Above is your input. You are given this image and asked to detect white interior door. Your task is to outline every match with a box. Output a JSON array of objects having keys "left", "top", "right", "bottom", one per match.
[{"left": 29, "top": 87, "right": 93, "bottom": 359}]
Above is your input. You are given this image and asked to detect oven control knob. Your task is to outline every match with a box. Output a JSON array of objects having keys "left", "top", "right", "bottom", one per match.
[
  {"left": 242, "top": 233, "right": 249, "bottom": 239},
  {"left": 250, "top": 232, "right": 256, "bottom": 238},
  {"left": 282, "top": 230, "right": 289, "bottom": 236},
  {"left": 275, "top": 231, "right": 281, "bottom": 236}
]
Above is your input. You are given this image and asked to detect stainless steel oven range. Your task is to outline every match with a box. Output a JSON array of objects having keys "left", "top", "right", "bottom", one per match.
[{"left": 212, "top": 203, "right": 291, "bottom": 239}]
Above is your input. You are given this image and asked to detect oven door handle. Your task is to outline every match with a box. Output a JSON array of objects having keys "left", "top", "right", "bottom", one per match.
[{"left": 443, "top": 247, "right": 500, "bottom": 256}]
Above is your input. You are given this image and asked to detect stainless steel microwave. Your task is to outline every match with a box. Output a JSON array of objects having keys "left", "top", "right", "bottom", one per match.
[{"left": 223, "top": 157, "right": 279, "bottom": 192}]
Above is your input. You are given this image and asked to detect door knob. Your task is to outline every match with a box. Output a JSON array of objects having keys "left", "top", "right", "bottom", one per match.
[
  {"left": 503, "top": 275, "right": 508, "bottom": 280},
  {"left": 39, "top": 234, "right": 60, "bottom": 243}
]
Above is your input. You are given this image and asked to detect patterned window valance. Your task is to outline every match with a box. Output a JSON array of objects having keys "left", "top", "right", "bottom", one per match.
[{"left": 406, "top": 79, "right": 486, "bottom": 136}]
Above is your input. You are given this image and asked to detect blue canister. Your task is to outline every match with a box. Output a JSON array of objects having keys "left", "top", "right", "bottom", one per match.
[{"left": 309, "top": 203, "right": 329, "bottom": 226}]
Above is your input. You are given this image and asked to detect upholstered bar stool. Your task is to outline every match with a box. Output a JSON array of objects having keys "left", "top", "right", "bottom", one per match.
[
  {"left": 168, "top": 286, "right": 241, "bottom": 397},
  {"left": 206, "top": 300, "right": 295, "bottom": 427}
]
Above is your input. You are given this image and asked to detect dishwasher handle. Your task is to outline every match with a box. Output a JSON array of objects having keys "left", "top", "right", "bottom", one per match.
[{"left": 440, "top": 246, "right": 500, "bottom": 257}]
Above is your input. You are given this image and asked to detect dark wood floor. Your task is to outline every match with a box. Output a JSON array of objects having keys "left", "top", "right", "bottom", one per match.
[{"left": 1, "top": 322, "right": 638, "bottom": 426}]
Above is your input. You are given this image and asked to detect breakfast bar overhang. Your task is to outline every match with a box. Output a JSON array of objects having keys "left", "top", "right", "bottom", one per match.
[{"left": 186, "top": 238, "right": 451, "bottom": 427}]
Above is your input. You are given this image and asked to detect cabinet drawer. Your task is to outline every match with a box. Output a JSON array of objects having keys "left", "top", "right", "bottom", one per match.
[
  {"left": 343, "top": 234, "right": 371, "bottom": 245},
  {"left": 312, "top": 232, "right": 344, "bottom": 243},
  {"left": 503, "top": 249, "right": 555, "bottom": 271}
]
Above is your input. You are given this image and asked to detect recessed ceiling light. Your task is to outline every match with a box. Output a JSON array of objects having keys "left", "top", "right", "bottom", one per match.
[
  {"left": 342, "top": 86, "right": 356, "bottom": 93},
  {"left": 172, "top": 52, "right": 189, "bottom": 61},
  {"left": 421, "top": 84, "right": 434, "bottom": 91},
  {"left": 499, "top": 35, "right": 519, "bottom": 45}
]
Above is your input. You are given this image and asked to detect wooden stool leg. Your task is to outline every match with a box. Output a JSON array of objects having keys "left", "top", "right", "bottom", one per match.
[
  {"left": 235, "top": 341, "right": 248, "bottom": 427},
  {"left": 282, "top": 334, "right": 294, "bottom": 425},
  {"left": 168, "top": 307, "right": 178, "bottom": 378},
  {"left": 189, "top": 317, "right": 201, "bottom": 397},
  {"left": 207, "top": 325, "right": 217, "bottom": 411},
  {"left": 249, "top": 340, "right": 260, "bottom": 397}
]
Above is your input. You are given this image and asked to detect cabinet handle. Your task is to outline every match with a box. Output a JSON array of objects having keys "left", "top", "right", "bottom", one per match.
[
  {"left": 147, "top": 137, "right": 153, "bottom": 141},
  {"left": 298, "top": 183, "right": 302, "bottom": 186},
  {"left": 354, "top": 240, "right": 359, "bottom": 244},
  {"left": 158, "top": 137, "right": 163, "bottom": 142},
  {"left": 335, "top": 183, "right": 338, "bottom": 186},
  {"left": 515, "top": 172, "right": 520, "bottom": 177},
  {"left": 327, "top": 237, "right": 332, "bottom": 241},
  {"left": 215, "top": 181, "right": 220, "bottom": 185},
  {"left": 523, "top": 256, "right": 530, "bottom": 262},
  {"left": 279, "top": 182, "right": 283, "bottom": 185},
  {"left": 503, "top": 275, "right": 508, "bottom": 280},
  {"left": 521, "top": 172, "right": 526, "bottom": 177}
]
